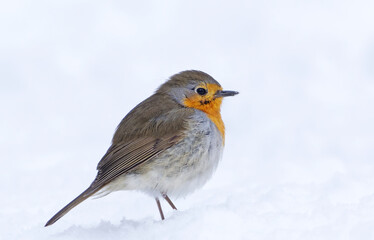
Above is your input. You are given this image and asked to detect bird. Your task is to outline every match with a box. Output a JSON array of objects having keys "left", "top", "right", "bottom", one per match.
[{"left": 45, "top": 70, "right": 238, "bottom": 226}]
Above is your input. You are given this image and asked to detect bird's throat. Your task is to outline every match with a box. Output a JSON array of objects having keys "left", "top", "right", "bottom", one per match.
[
  {"left": 206, "top": 111, "right": 225, "bottom": 145},
  {"left": 184, "top": 97, "right": 225, "bottom": 144}
]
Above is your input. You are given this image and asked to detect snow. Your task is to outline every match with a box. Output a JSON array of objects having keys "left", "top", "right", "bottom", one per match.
[{"left": 1, "top": 0, "right": 374, "bottom": 239}]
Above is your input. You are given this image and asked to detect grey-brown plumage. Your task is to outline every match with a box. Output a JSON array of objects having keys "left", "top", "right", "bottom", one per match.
[
  {"left": 45, "top": 70, "right": 238, "bottom": 226},
  {"left": 45, "top": 93, "right": 186, "bottom": 226}
]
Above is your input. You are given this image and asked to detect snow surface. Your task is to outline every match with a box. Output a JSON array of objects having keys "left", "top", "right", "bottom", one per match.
[{"left": 1, "top": 0, "right": 374, "bottom": 239}]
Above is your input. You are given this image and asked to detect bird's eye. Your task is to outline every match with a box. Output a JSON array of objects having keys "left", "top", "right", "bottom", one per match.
[{"left": 196, "top": 88, "right": 207, "bottom": 96}]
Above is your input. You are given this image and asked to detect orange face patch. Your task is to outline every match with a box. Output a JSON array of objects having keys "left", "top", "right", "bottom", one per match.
[{"left": 183, "top": 83, "right": 225, "bottom": 143}]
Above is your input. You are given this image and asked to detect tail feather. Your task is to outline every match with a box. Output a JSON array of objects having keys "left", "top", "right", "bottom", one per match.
[{"left": 45, "top": 187, "right": 100, "bottom": 227}]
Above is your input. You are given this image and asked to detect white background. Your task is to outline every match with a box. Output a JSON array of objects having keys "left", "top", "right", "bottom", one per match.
[{"left": 1, "top": 1, "right": 374, "bottom": 239}]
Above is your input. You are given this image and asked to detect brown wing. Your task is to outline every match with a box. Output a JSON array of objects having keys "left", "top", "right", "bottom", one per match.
[
  {"left": 90, "top": 94, "right": 195, "bottom": 190},
  {"left": 45, "top": 134, "right": 183, "bottom": 227},
  {"left": 44, "top": 134, "right": 182, "bottom": 227},
  {"left": 90, "top": 134, "right": 182, "bottom": 189}
]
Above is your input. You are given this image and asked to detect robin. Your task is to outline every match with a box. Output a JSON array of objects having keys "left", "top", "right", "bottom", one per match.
[{"left": 45, "top": 70, "right": 238, "bottom": 226}]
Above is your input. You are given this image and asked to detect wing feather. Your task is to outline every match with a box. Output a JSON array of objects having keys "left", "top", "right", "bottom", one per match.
[{"left": 90, "top": 134, "right": 182, "bottom": 190}]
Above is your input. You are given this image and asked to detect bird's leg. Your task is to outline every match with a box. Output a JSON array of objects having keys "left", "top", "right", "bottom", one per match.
[
  {"left": 162, "top": 193, "right": 177, "bottom": 210},
  {"left": 155, "top": 197, "right": 165, "bottom": 220}
]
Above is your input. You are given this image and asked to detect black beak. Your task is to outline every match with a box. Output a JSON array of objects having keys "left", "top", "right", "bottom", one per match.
[{"left": 215, "top": 90, "right": 239, "bottom": 98}]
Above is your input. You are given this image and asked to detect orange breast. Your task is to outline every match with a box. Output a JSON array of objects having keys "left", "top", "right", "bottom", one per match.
[
  {"left": 183, "top": 84, "right": 225, "bottom": 144},
  {"left": 206, "top": 108, "right": 225, "bottom": 144}
]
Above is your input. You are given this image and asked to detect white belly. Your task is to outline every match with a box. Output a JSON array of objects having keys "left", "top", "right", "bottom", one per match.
[{"left": 102, "top": 110, "right": 224, "bottom": 198}]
